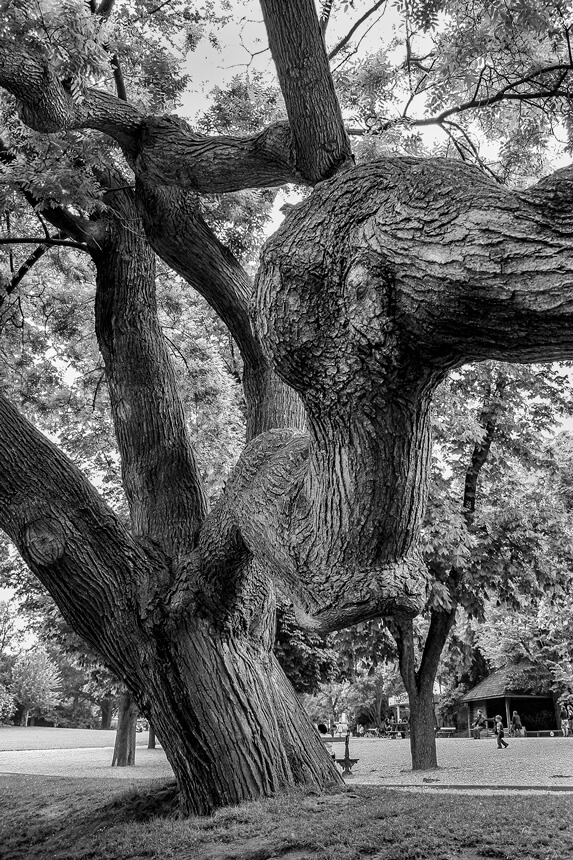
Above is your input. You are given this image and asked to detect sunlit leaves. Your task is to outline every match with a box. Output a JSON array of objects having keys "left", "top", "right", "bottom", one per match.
[
  {"left": 393, "top": 0, "right": 446, "bottom": 32},
  {"left": 274, "top": 594, "right": 339, "bottom": 694},
  {"left": 427, "top": 361, "right": 573, "bottom": 620},
  {"left": 476, "top": 597, "right": 573, "bottom": 694},
  {"left": 0, "top": 0, "right": 110, "bottom": 87}
]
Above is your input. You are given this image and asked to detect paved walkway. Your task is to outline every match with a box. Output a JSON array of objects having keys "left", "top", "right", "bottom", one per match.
[
  {"left": 1, "top": 728, "right": 572, "bottom": 789},
  {"left": 0, "top": 726, "right": 169, "bottom": 781},
  {"left": 344, "top": 736, "right": 573, "bottom": 792}
]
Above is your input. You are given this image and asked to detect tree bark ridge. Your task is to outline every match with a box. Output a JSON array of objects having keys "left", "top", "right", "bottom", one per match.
[
  {"left": 93, "top": 185, "right": 207, "bottom": 558},
  {"left": 259, "top": 0, "right": 353, "bottom": 183}
]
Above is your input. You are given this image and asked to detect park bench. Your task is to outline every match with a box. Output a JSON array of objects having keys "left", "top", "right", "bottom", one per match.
[
  {"left": 435, "top": 727, "right": 456, "bottom": 738},
  {"left": 335, "top": 732, "right": 359, "bottom": 775},
  {"left": 321, "top": 732, "right": 359, "bottom": 775}
]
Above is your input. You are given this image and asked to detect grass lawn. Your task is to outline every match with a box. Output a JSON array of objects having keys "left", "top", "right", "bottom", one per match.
[{"left": 1, "top": 774, "right": 572, "bottom": 860}]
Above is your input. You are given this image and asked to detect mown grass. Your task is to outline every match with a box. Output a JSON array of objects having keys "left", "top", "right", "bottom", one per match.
[{"left": 1, "top": 774, "right": 572, "bottom": 860}]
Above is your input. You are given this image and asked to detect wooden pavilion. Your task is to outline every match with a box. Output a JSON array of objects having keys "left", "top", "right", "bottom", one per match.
[{"left": 462, "top": 665, "right": 559, "bottom": 735}]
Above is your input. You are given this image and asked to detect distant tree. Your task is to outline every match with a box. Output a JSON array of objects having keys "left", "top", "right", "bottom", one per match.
[
  {"left": 0, "top": 599, "right": 21, "bottom": 659},
  {"left": 111, "top": 690, "right": 138, "bottom": 767},
  {"left": 344, "top": 664, "right": 404, "bottom": 729},
  {"left": 302, "top": 681, "right": 353, "bottom": 729},
  {"left": 390, "top": 362, "right": 573, "bottom": 767},
  {"left": 0, "top": 683, "right": 14, "bottom": 723},
  {"left": 476, "top": 597, "right": 573, "bottom": 697},
  {"left": 10, "top": 646, "right": 61, "bottom": 726}
]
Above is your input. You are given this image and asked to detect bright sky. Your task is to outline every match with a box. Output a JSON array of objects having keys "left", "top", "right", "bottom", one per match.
[{"left": 179, "top": 1, "right": 400, "bottom": 120}]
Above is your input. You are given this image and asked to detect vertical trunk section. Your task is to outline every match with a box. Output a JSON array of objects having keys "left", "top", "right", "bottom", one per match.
[
  {"left": 260, "top": 0, "right": 352, "bottom": 183},
  {"left": 138, "top": 620, "right": 342, "bottom": 816},
  {"left": 395, "top": 618, "right": 438, "bottom": 771},
  {"left": 407, "top": 686, "right": 438, "bottom": 770},
  {"left": 93, "top": 185, "right": 207, "bottom": 559},
  {"left": 112, "top": 691, "right": 138, "bottom": 767},
  {"left": 100, "top": 695, "right": 114, "bottom": 730},
  {"left": 393, "top": 611, "right": 455, "bottom": 771}
]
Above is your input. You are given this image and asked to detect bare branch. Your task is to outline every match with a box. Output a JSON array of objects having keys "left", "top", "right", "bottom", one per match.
[
  {"left": 328, "top": 1, "right": 386, "bottom": 61},
  {"left": 0, "top": 236, "right": 87, "bottom": 250},
  {"left": 110, "top": 53, "right": 128, "bottom": 102},
  {"left": 413, "top": 64, "right": 573, "bottom": 128}
]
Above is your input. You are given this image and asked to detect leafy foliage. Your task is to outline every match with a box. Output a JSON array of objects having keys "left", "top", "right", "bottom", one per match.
[
  {"left": 0, "top": 682, "right": 14, "bottom": 722},
  {"left": 10, "top": 644, "right": 61, "bottom": 723},
  {"left": 476, "top": 596, "right": 573, "bottom": 695},
  {"left": 274, "top": 596, "right": 339, "bottom": 694},
  {"left": 0, "top": 598, "right": 22, "bottom": 658}
]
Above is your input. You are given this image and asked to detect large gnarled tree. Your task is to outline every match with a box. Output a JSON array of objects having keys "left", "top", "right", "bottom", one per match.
[{"left": 2, "top": 0, "right": 573, "bottom": 814}]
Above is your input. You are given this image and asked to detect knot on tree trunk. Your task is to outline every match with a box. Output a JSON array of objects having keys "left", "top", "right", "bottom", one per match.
[
  {"left": 24, "top": 517, "right": 66, "bottom": 565},
  {"left": 257, "top": 239, "right": 399, "bottom": 409}
]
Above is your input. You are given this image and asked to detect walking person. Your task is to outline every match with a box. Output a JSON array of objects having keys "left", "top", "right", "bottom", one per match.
[
  {"left": 560, "top": 704, "right": 571, "bottom": 737},
  {"left": 510, "top": 710, "right": 523, "bottom": 738},
  {"left": 495, "top": 714, "right": 508, "bottom": 749},
  {"left": 473, "top": 709, "right": 486, "bottom": 740}
]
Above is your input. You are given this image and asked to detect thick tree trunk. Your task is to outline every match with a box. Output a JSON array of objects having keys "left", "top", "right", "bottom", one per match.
[
  {"left": 147, "top": 726, "right": 156, "bottom": 749},
  {"left": 100, "top": 695, "right": 114, "bottom": 731},
  {"left": 392, "top": 610, "right": 456, "bottom": 771},
  {"left": 112, "top": 691, "right": 138, "bottom": 767},
  {"left": 134, "top": 619, "right": 341, "bottom": 816},
  {"left": 394, "top": 621, "right": 438, "bottom": 771},
  {"left": 407, "top": 687, "right": 438, "bottom": 770}
]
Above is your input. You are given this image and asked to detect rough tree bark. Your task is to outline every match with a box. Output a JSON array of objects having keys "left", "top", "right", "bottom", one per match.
[
  {"left": 0, "top": 186, "right": 341, "bottom": 813},
  {"left": 91, "top": 186, "right": 340, "bottom": 808},
  {"left": 2, "top": 0, "right": 573, "bottom": 814}
]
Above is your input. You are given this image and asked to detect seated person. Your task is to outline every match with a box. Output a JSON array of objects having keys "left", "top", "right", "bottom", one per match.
[{"left": 317, "top": 723, "right": 336, "bottom": 759}]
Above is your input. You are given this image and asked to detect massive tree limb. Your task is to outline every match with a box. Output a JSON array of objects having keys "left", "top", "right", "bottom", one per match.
[
  {"left": 0, "top": 45, "right": 303, "bottom": 188},
  {"left": 197, "top": 155, "right": 573, "bottom": 632},
  {"left": 0, "top": 393, "right": 153, "bottom": 663},
  {"left": 91, "top": 183, "right": 207, "bottom": 558}
]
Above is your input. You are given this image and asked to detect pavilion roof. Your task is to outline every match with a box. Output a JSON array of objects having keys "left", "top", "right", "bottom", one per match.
[{"left": 461, "top": 663, "right": 536, "bottom": 702}]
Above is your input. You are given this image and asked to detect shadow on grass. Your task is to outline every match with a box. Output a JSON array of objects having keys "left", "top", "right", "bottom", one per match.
[
  {"left": 0, "top": 774, "right": 178, "bottom": 860},
  {"left": 2, "top": 775, "right": 573, "bottom": 860}
]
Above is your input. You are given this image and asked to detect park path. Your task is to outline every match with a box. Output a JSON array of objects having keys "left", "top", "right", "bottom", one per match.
[
  {"left": 1, "top": 728, "right": 572, "bottom": 789},
  {"left": 0, "top": 726, "right": 169, "bottom": 781},
  {"left": 344, "top": 736, "right": 573, "bottom": 791}
]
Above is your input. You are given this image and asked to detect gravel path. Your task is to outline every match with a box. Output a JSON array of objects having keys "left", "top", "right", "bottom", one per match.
[
  {"left": 0, "top": 726, "right": 138, "bottom": 750},
  {"left": 343, "top": 736, "right": 573, "bottom": 792},
  {"left": 0, "top": 727, "right": 169, "bottom": 781},
  {"left": 1, "top": 728, "right": 572, "bottom": 789}
]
